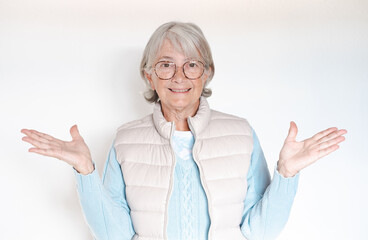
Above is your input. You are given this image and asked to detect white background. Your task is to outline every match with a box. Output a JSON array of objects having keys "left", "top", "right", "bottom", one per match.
[{"left": 1, "top": 0, "right": 367, "bottom": 239}]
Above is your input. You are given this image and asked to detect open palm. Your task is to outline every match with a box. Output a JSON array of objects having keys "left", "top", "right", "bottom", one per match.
[
  {"left": 21, "top": 125, "right": 94, "bottom": 174},
  {"left": 277, "top": 121, "right": 347, "bottom": 177}
]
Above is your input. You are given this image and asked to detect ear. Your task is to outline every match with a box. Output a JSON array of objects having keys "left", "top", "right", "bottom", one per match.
[
  {"left": 208, "top": 66, "right": 213, "bottom": 77},
  {"left": 202, "top": 66, "right": 212, "bottom": 83},
  {"left": 145, "top": 71, "right": 156, "bottom": 90}
]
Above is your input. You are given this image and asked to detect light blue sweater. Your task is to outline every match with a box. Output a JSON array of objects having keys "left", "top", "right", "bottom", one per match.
[{"left": 74, "top": 129, "right": 299, "bottom": 240}]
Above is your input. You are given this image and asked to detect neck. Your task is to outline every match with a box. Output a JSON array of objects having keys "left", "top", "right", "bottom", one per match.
[{"left": 160, "top": 100, "right": 200, "bottom": 131}]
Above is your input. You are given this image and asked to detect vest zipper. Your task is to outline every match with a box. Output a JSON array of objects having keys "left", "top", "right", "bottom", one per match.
[
  {"left": 188, "top": 117, "right": 213, "bottom": 240},
  {"left": 163, "top": 122, "right": 177, "bottom": 240}
]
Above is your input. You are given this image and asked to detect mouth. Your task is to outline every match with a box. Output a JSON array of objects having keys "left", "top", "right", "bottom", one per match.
[{"left": 168, "top": 88, "right": 191, "bottom": 93}]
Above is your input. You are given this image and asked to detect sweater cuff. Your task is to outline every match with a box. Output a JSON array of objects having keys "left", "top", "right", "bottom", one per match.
[
  {"left": 269, "top": 166, "right": 300, "bottom": 197},
  {"left": 73, "top": 162, "right": 101, "bottom": 193}
]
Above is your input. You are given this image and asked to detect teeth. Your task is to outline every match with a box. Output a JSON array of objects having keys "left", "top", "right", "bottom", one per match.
[{"left": 170, "top": 88, "right": 190, "bottom": 93}]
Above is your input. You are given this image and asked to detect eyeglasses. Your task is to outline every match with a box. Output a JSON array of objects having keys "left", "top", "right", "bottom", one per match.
[{"left": 153, "top": 60, "right": 205, "bottom": 80}]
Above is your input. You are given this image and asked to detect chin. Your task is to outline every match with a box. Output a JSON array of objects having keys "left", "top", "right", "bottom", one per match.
[
  {"left": 170, "top": 99, "right": 191, "bottom": 108},
  {"left": 166, "top": 97, "right": 198, "bottom": 110}
]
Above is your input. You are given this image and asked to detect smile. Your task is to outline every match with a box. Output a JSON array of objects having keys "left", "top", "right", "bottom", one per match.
[{"left": 168, "top": 88, "right": 191, "bottom": 93}]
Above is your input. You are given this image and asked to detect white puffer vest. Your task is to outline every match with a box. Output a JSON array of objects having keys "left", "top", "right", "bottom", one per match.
[{"left": 114, "top": 97, "right": 253, "bottom": 240}]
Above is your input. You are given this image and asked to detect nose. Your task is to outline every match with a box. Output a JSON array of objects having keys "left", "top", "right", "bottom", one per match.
[{"left": 171, "top": 66, "right": 186, "bottom": 83}]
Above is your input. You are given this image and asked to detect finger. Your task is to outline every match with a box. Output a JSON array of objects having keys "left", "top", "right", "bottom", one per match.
[
  {"left": 29, "top": 147, "right": 59, "bottom": 159},
  {"left": 285, "top": 121, "right": 298, "bottom": 142},
  {"left": 311, "top": 129, "right": 347, "bottom": 148},
  {"left": 29, "top": 129, "right": 56, "bottom": 142},
  {"left": 24, "top": 130, "right": 51, "bottom": 144},
  {"left": 311, "top": 127, "right": 338, "bottom": 142},
  {"left": 317, "top": 144, "right": 340, "bottom": 159},
  {"left": 317, "top": 136, "right": 345, "bottom": 151},
  {"left": 22, "top": 136, "right": 50, "bottom": 149},
  {"left": 21, "top": 129, "right": 36, "bottom": 138},
  {"left": 21, "top": 129, "right": 54, "bottom": 143},
  {"left": 70, "top": 125, "right": 82, "bottom": 141}
]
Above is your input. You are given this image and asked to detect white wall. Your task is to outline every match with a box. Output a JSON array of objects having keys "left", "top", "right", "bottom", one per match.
[{"left": 1, "top": 0, "right": 367, "bottom": 239}]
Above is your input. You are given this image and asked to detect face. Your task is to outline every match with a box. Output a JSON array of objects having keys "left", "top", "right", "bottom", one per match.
[{"left": 145, "top": 39, "right": 210, "bottom": 114}]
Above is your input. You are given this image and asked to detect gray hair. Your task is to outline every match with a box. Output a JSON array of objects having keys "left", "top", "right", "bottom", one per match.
[{"left": 140, "top": 21, "right": 215, "bottom": 103}]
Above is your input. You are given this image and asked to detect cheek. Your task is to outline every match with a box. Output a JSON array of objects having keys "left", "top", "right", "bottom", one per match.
[
  {"left": 148, "top": 76, "right": 164, "bottom": 91},
  {"left": 200, "top": 72, "right": 208, "bottom": 86},
  {"left": 197, "top": 77, "right": 207, "bottom": 90},
  {"left": 153, "top": 79, "right": 168, "bottom": 93}
]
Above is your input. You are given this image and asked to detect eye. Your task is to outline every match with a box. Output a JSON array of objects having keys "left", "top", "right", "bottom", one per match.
[
  {"left": 157, "top": 61, "right": 174, "bottom": 68},
  {"left": 188, "top": 62, "right": 199, "bottom": 68}
]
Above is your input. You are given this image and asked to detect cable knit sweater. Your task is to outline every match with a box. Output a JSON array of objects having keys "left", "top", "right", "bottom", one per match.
[{"left": 74, "top": 129, "right": 299, "bottom": 240}]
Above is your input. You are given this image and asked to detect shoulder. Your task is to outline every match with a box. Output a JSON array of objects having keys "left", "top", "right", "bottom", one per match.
[
  {"left": 114, "top": 114, "right": 159, "bottom": 144},
  {"left": 116, "top": 114, "right": 154, "bottom": 132},
  {"left": 210, "top": 109, "right": 252, "bottom": 130},
  {"left": 210, "top": 109, "right": 249, "bottom": 122},
  {"left": 202, "top": 108, "right": 253, "bottom": 137}
]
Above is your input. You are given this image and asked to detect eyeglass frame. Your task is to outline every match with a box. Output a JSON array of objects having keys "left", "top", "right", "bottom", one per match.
[{"left": 152, "top": 60, "right": 206, "bottom": 80}]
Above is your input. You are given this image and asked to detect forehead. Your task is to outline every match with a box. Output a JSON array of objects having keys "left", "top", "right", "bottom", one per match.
[{"left": 155, "top": 39, "right": 200, "bottom": 61}]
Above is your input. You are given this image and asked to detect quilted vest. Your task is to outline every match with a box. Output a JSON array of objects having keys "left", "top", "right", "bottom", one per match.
[{"left": 114, "top": 97, "right": 253, "bottom": 240}]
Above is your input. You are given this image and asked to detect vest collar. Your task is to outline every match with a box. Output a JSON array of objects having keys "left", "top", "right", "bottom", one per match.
[{"left": 152, "top": 96, "right": 211, "bottom": 139}]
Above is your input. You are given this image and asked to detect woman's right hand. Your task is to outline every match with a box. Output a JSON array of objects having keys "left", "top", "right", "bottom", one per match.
[{"left": 21, "top": 125, "right": 95, "bottom": 175}]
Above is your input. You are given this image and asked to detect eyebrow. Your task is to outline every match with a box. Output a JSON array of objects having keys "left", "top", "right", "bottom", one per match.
[
  {"left": 158, "top": 56, "right": 195, "bottom": 61},
  {"left": 159, "top": 56, "right": 173, "bottom": 60}
]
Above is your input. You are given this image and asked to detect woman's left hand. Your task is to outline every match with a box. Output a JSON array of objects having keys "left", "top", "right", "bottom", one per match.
[{"left": 277, "top": 121, "right": 347, "bottom": 178}]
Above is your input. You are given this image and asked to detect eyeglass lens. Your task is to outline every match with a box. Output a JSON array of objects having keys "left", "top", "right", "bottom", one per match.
[{"left": 154, "top": 60, "right": 204, "bottom": 80}]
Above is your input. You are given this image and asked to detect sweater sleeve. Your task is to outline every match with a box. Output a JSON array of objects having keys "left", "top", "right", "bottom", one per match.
[
  {"left": 74, "top": 144, "right": 135, "bottom": 240},
  {"left": 240, "top": 129, "right": 300, "bottom": 240}
]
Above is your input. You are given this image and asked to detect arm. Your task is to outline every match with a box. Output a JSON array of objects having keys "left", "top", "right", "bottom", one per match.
[
  {"left": 75, "top": 145, "right": 135, "bottom": 240},
  {"left": 240, "top": 129, "right": 299, "bottom": 240},
  {"left": 21, "top": 126, "right": 135, "bottom": 239}
]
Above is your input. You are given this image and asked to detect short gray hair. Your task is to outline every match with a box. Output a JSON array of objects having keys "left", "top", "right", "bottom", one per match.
[{"left": 140, "top": 21, "right": 215, "bottom": 103}]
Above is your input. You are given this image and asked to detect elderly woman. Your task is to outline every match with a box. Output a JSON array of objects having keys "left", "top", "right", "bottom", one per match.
[{"left": 21, "top": 22, "right": 346, "bottom": 240}]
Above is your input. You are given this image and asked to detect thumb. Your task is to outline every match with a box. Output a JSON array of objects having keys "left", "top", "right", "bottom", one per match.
[
  {"left": 285, "top": 121, "right": 298, "bottom": 142},
  {"left": 70, "top": 124, "right": 82, "bottom": 140}
]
